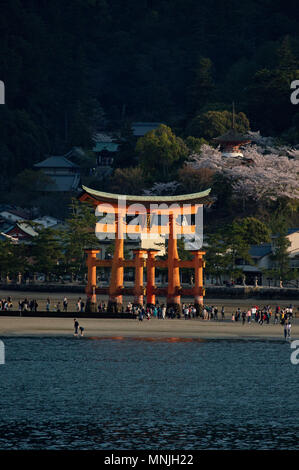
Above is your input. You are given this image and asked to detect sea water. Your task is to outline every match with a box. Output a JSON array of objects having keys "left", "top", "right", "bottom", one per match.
[{"left": 0, "top": 336, "right": 298, "bottom": 450}]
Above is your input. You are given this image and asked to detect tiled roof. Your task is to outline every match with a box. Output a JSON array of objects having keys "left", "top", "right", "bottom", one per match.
[
  {"left": 213, "top": 128, "right": 252, "bottom": 143},
  {"left": 42, "top": 174, "right": 80, "bottom": 192},
  {"left": 249, "top": 243, "right": 272, "bottom": 258},
  {"left": 92, "top": 142, "right": 118, "bottom": 152},
  {"left": 34, "top": 156, "right": 79, "bottom": 168}
]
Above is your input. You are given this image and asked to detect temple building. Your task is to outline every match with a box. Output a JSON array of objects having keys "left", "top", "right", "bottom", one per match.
[
  {"left": 34, "top": 155, "right": 80, "bottom": 192},
  {"left": 213, "top": 128, "right": 252, "bottom": 158}
]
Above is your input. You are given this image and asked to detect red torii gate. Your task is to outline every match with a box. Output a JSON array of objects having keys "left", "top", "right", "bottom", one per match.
[{"left": 78, "top": 186, "right": 211, "bottom": 314}]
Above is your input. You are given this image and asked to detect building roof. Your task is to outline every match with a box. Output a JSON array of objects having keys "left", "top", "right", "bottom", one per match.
[
  {"left": 0, "top": 232, "right": 18, "bottom": 243},
  {"left": 41, "top": 174, "right": 81, "bottom": 192},
  {"left": 33, "top": 216, "right": 61, "bottom": 228},
  {"left": 93, "top": 133, "right": 114, "bottom": 143},
  {"left": 5, "top": 223, "right": 38, "bottom": 239},
  {"left": 287, "top": 228, "right": 299, "bottom": 235},
  {"left": 0, "top": 211, "right": 24, "bottom": 223},
  {"left": 0, "top": 207, "right": 31, "bottom": 220},
  {"left": 34, "top": 156, "right": 79, "bottom": 169},
  {"left": 249, "top": 243, "right": 272, "bottom": 258},
  {"left": 213, "top": 128, "right": 252, "bottom": 143},
  {"left": 92, "top": 133, "right": 119, "bottom": 152},
  {"left": 132, "top": 122, "right": 163, "bottom": 137},
  {"left": 16, "top": 223, "right": 39, "bottom": 237},
  {"left": 93, "top": 142, "right": 118, "bottom": 153}
]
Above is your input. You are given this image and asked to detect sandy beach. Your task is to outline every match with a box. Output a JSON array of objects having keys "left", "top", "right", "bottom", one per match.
[
  {"left": 0, "top": 315, "right": 297, "bottom": 340},
  {"left": 0, "top": 289, "right": 298, "bottom": 340},
  {"left": 0, "top": 289, "right": 299, "bottom": 313}
]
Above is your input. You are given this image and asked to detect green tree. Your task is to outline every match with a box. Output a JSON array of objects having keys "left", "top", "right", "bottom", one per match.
[
  {"left": 187, "top": 110, "right": 250, "bottom": 141},
  {"left": 178, "top": 165, "right": 215, "bottom": 193},
  {"left": 177, "top": 238, "right": 193, "bottom": 261},
  {"left": 270, "top": 230, "right": 292, "bottom": 285},
  {"left": 62, "top": 198, "right": 100, "bottom": 278},
  {"left": 185, "top": 136, "right": 208, "bottom": 153},
  {"left": 113, "top": 123, "right": 138, "bottom": 168},
  {"left": 0, "top": 240, "right": 28, "bottom": 280},
  {"left": 222, "top": 228, "right": 252, "bottom": 283},
  {"left": 231, "top": 217, "right": 271, "bottom": 246},
  {"left": 30, "top": 227, "right": 63, "bottom": 281},
  {"left": 110, "top": 167, "right": 147, "bottom": 195},
  {"left": 246, "top": 36, "right": 299, "bottom": 134},
  {"left": 205, "top": 233, "right": 228, "bottom": 285},
  {"left": 211, "top": 220, "right": 266, "bottom": 283},
  {"left": 188, "top": 57, "right": 215, "bottom": 114},
  {"left": 136, "top": 124, "right": 188, "bottom": 180},
  {"left": 14, "top": 169, "right": 54, "bottom": 193}
]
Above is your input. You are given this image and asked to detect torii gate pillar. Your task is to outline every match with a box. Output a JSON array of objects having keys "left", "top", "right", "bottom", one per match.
[
  {"left": 108, "top": 214, "right": 124, "bottom": 313},
  {"left": 146, "top": 249, "right": 159, "bottom": 307},
  {"left": 85, "top": 249, "right": 99, "bottom": 312},
  {"left": 192, "top": 250, "right": 205, "bottom": 314},
  {"left": 133, "top": 249, "right": 147, "bottom": 307},
  {"left": 167, "top": 214, "right": 181, "bottom": 315}
]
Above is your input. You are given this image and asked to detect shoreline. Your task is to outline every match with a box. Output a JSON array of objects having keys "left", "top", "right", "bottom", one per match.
[
  {"left": 0, "top": 316, "right": 297, "bottom": 340},
  {"left": 0, "top": 289, "right": 298, "bottom": 318}
]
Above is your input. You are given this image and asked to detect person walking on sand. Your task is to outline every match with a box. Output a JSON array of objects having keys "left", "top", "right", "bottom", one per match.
[
  {"left": 184, "top": 305, "right": 189, "bottom": 320},
  {"left": 247, "top": 309, "right": 251, "bottom": 324},
  {"left": 287, "top": 321, "right": 291, "bottom": 339},
  {"left": 79, "top": 326, "right": 85, "bottom": 337},
  {"left": 74, "top": 318, "right": 79, "bottom": 336},
  {"left": 221, "top": 306, "right": 225, "bottom": 321},
  {"left": 138, "top": 308, "right": 143, "bottom": 322},
  {"left": 284, "top": 322, "right": 288, "bottom": 341},
  {"left": 214, "top": 306, "right": 218, "bottom": 321}
]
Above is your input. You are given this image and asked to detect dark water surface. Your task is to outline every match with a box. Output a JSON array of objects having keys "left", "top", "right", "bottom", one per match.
[{"left": 0, "top": 336, "right": 298, "bottom": 450}]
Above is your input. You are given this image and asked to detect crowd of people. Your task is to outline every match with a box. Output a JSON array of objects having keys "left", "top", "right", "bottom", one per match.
[
  {"left": 0, "top": 297, "right": 13, "bottom": 311},
  {"left": 0, "top": 295, "right": 296, "bottom": 328},
  {"left": 124, "top": 301, "right": 296, "bottom": 327},
  {"left": 229, "top": 304, "right": 294, "bottom": 325}
]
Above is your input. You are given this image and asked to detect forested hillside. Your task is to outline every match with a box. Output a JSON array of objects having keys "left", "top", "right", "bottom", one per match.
[{"left": 0, "top": 0, "right": 298, "bottom": 190}]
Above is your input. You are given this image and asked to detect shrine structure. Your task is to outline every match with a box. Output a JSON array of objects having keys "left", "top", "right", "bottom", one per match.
[
  {"left": 78, "top": 185, "right": 211, "bottom": 314},
  {"left": 213, "top": 103, "right": 252, "bottom": 157}
]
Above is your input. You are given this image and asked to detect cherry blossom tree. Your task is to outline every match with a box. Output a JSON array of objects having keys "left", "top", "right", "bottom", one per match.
[
  {"left": 186, "top": 143, "right": 299, "bottom": 204},
  {"left": 143, "top": 181, "right": 181, "bottom": 196}
]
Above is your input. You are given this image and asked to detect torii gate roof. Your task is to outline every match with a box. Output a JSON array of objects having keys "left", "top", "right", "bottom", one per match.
[{"left": 79, "top": 185, "right": 212, "bottom": 207}]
